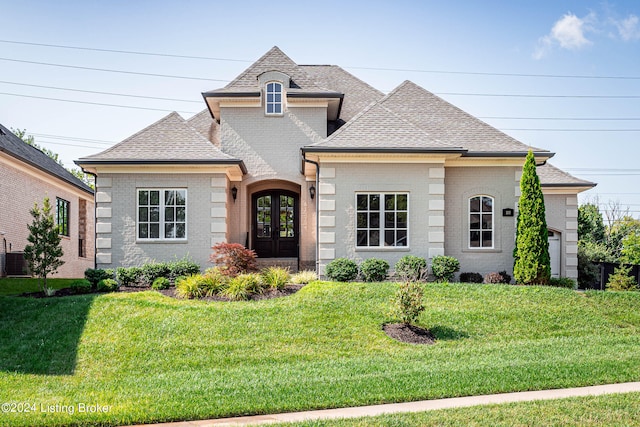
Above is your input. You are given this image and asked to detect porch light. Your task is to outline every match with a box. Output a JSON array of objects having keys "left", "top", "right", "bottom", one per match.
[
  {"left": 309, "top": 185, "right": 316, "bottom": 200},
  {"left": 231, "top": 186, "right": 238, "bottom": 202}
]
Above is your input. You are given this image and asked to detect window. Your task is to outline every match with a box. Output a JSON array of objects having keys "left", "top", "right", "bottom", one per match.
[
  {"left": 56, "top": 198, "right": 70, "bottom": 237},
  {"left": 265, "top": 82, "right": 283, "bottom": 114},
  {"left": 469, "top": 195, "right": 493, "bottom": 248},
  {"left": 356, "top": 193, "right": 408, "bottom": 248},
  {"left": 137, "top": 189, "right": 186, "bottom": 240}
]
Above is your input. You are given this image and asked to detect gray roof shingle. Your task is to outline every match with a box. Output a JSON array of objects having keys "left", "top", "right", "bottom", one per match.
[
  {"left": 0, "top": 123, "right": 93, "bottom": 194},
  {"left": 77, "top": 112, "right": 238, "bottom": 163},
  {"left": 379, "top": 81, "right": 549, "bottom": 154},
  {"left": 537, "top": 163, "right": 595, "bottom": 187}
]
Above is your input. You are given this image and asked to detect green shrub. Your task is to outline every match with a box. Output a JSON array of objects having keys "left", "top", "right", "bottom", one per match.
[
  {"left": 116, "top": 266, "right": 143, "bottom": 287},
  {"left": 548, "top": 277, "right": 576, "bottom": 289},
  {"left": 394, "top": 255, "right": 427, "bottom": 282},
  {"left": 389, "top": 282, "right": 425, "bottom": 325},
  {"left": 175, "top": 275, "right": 204, "bottom": 299},
  {"left": 431, "top": 255, "right": 460, "bottom": 282},
  {"left": 97, "top": 278, "right": 118, "bottom": 292},
  {"left": 201, "top": 269, "right": 229, "bottom": 296},
  {"left": 167, "top": 257, "right": 200, "bottom": 278},
  {"left": 291, "top": 270, "right": 317, "bottom": 284},
  {"left": 607, "top": 264, "right": 638, "bottom": 291},
  {"left": 325, "top": 258, "right": 359, "bottom": 282},
  {"left": 151, "top": 277, "right": 171, "bottom": 290},
  {"left": 261, "top": 266, "right": 290, "bottom": 290},
  {"left": 360, "top": 258, "right": 389, "bottom": 282},
  {"left": 459, "top": 272, "right": 483, "bottom": 283},
  {"left": 85, "top": 268, "right": 113, "bottom": 289},
  {"left": 69, "top": 279, "right": 92, "bottom": 294},
  {"left": 141, "top": 263, "right": 171, "bottom": 285},
  {"left": 222, "top": 273, "right": 265, "bottom": 301},
  {"left": 498, "top": 270, "right": 512, "bottom": 284}
]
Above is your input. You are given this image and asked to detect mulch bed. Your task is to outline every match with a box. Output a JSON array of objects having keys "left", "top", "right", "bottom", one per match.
[
  {"left": 383, "top": 323, "right": 436, "bottom": 345},
  {"left": 20, "top": 284, "right": 305, "bottom": 301}
]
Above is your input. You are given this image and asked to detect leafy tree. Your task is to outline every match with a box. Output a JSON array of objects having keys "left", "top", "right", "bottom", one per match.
[
  {"left": 23, "top": 197, "right": 65, "bottom": 294},
  {"left": 578, "top": 203, "right": 605, "bottom": 244},
  {"left": 608, "top": 216, "right": 640, "bottom": 261},
  {"left": 513, "top": 150, "right": 550, "bottom": 285},
  {"left": 621, "top": 230, "right": 640, "bottom": 265},
  {"left": 11, "top": 128, "right": 95, "bottom": 189}
]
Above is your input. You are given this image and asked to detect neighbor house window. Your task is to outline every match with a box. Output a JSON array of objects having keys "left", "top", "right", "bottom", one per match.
[
  {"left": 137, "top": 189, "right": 186, "bottom": 240},
  {"left": 56, "top": 197, "right": 70, "bottom": 237},
  {"left": 356, "top": 193, "right": 408, "bottom": 248},
  {"left": 469, "top": 195, "right": 493, "bottom": 248},
  {"left": 265, "top": 82, "right": 283, "bottom": 114}
]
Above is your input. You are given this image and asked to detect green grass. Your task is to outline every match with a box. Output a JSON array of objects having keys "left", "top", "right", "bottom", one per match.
[
  {"left": 0, "top": 282, "right": 639, "bottom": 426},
  {"left": 275, "top": 392, "right": 640, "bottom": 426},
  {"left": 0, "top": 277, "right": 78, "bottom": 296}
]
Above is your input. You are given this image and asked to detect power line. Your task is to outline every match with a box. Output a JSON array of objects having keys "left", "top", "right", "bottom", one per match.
[
  {"left": 28, "top": 133, "right": 115, "bottom": 145},
  {"left": 480, "top": 117, "right": 640, "bottom": 121},
  {"left": 438, "top": 92, "right": 640, "bottom": 99},
  {"left": 0, "top": 80, "right": 202, "bottom": 103},
  {"left": 0, "top": 39, "right": 252, "bottom": 63},
  {"left": 0, "top": 57, "right": 230, "bottom": 82},
  {"left": 3, "top": 38, "right": 640, "bottom": 81},
  {"left": 0, "top": 92, "right": 199, "bottom": 114}
]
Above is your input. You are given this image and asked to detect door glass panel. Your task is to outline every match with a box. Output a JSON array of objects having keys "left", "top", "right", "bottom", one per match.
[
  {"left": 280, "top": 195, "right": 295, "bottom": 238},
  {"left": 257, "top": 196, "right": 271, "bottom": 238}
]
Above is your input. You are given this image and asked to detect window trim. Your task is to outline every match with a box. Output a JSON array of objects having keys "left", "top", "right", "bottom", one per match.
[
  {"left": 355, "top": 192, "right": 409, "bottom": 249},
  {"left": 265, "top": 81, "right": 283, "bottom": 115},
  {"left": 468, "top": 194, "right": 494, "bottom": 249},
  {"left": 56, "top": 197, "right": 70, "bottom": 237},
  {"left": 136, "top": 189, "right": 187, "bottom": 241}
]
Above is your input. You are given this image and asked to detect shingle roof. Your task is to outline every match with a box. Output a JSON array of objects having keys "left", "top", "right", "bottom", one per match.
[
  {"left": 299, "top": 65, "right": 384, "bottom": 123},
  {"left": 307, "top": 97, "right": 460, "bottom": 151},
  {"left": 538, "top": 163, "right": 596, "bottom": 187},
  {"left": 208, "top": 46, "right": 333, "bottom": 95},
  {"left": 379, "top": 81, "right": 549, "bottom": 154},
  {"left": 77, "top": 112, "right": 238, "bottom": 163},
  {"left": 187, "top": 109, "right": 219, "bottom": 147},
  {"left": 0, "top": 123, "right": 93, "bottom": 194}
]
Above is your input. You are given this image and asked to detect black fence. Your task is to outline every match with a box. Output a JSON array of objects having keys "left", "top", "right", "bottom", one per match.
[{"left": 582, "top": 262, "right": 640, "bottom": 290}]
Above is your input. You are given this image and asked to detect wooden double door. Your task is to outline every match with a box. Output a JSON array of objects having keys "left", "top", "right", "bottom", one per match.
[{"left": 252, "top": 190, "right": 299, "bottom": 258}]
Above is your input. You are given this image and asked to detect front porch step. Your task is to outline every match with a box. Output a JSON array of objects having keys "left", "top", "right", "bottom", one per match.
[{"left": 256, "top": 258, "right": 299, "bottom": 273}]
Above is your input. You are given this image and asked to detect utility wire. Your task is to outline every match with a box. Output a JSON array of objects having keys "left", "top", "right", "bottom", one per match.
[
  {"left": 0, "top": 57, "right": 230, "bottom": 82},
  {"left": 0, "top": 80, "right": 202, "bottom": 103},
  {"left": 3, "top": 39, "right": 640, "bottom": 81},
  {"left": 0, "top": 92, "right": 199, "bottom": 114},
  {"left": 0, "top": 39, "right": 253, "bottom": 63}
]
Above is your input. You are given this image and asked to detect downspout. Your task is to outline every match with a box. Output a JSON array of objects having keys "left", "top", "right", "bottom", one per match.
[
  {"left": 302, "top": 152, "right": 320, "bottom": 278},
  {"left": 82, "top": 169, "right": 98, "bottom": 270}
]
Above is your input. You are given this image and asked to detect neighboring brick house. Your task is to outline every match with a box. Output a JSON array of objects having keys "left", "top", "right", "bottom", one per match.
[
  {"left": 0, "top": 124, "right": 95, "bottom": 278},
  {"left": 76, "top": 47, "right": 594, "bottom": 280}
]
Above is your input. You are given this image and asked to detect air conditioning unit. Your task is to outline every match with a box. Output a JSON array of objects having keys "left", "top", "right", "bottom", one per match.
[{"left": 6, "top": 252, "right": 30, "bottom": 276}]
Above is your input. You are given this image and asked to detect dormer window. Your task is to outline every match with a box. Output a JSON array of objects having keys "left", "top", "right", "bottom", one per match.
[{"left": 266, "top": 82, "right": 283, "bottom": 115}]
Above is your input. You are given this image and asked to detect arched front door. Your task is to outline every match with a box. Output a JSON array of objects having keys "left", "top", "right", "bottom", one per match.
[{"left": 252, "top": 190, "right": 299, "bottom": 258}]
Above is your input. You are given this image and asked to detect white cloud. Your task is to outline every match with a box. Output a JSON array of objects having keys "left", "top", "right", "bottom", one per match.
[
  {"left": 534, "top": 12, "right": 594, "bottom": 59},
  {"left": 615, "top": 14, "right": 640, "bottom": 41}
]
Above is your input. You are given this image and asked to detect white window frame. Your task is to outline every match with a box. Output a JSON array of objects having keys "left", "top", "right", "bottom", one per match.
[
  {"left": 265, "top": 81, "right": 283, "bottom": 115},
  {"left": 468, "top": 195, "right": 494, "bottom": 249},
  {"left": 137, "top": 189, "right": 187, "bottom": 241},
  {"left": 355, "top": 192, "right": 409, "bottom": 249}
]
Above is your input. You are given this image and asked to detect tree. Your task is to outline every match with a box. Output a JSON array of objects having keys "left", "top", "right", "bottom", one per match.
[
  {"left": 578, "top": 203, "right": 606, "bottom": 244},
  {"left": 621, "top": 230, "right": 640, "bottom": 265},
  {"left": 513, "top": 150, "right": 550, "bottom": 285},
  {"left": 23, "top": 197, "right": 65, "bottom": 294},
  {"left": 11, "top": 128, "right": 95, "bottom": 189}
]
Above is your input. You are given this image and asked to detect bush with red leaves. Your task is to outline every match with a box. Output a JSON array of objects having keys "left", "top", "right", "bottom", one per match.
[{"left": 210, "top": 243, "right": 258, "bottom": 276}]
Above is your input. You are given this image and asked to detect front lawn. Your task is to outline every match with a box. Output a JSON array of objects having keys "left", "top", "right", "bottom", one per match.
[
  {"left": 0, "top": 277, "right": 78, "bottom": 296},
  {"left": 0, "top": 282, "right": 638, "bottom": 426}
]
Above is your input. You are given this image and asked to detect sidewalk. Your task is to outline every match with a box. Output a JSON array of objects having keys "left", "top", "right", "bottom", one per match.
[{"left": 129, "top": 382, "right": 640, "bottom": 427}]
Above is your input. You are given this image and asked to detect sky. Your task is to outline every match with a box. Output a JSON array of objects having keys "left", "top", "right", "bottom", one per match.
[{"left": 1, "top": 0, "right": 639, "bottom": 218}]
